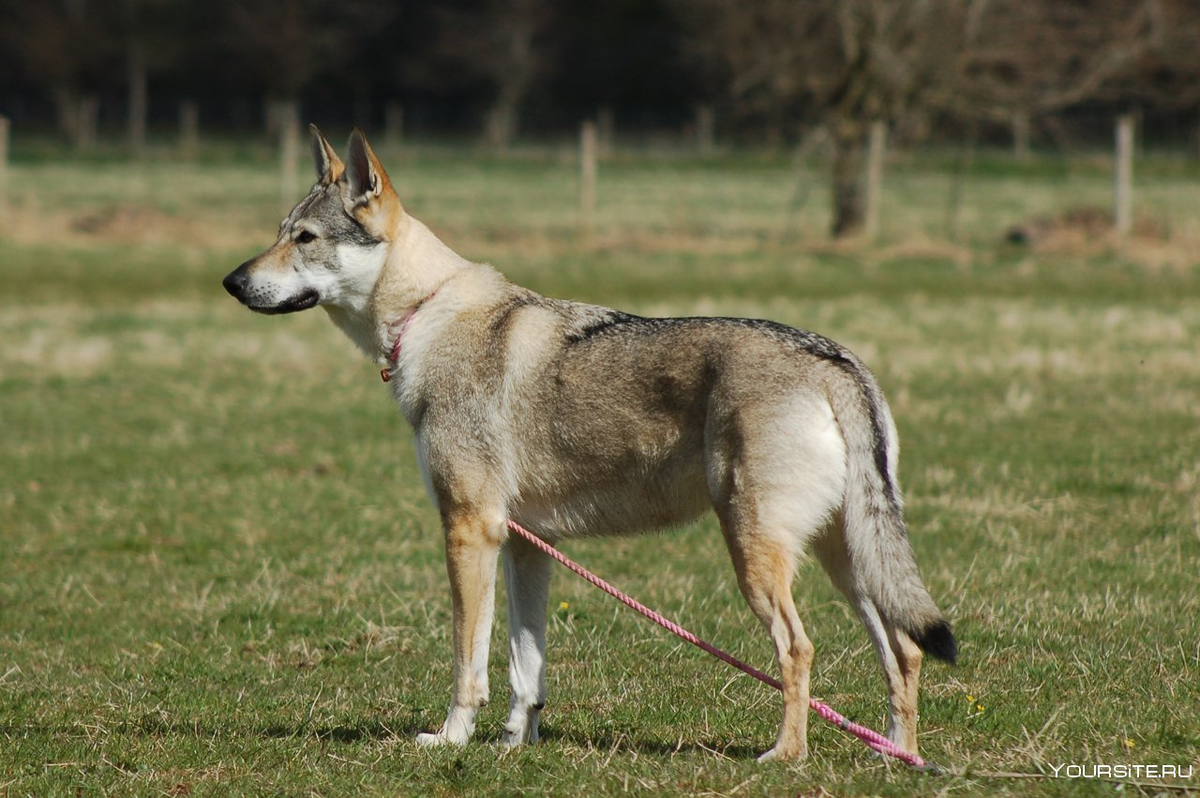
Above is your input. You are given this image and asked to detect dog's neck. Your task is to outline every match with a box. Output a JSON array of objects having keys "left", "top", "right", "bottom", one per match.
[{"left": 323, "top": 214, "right": 472, "bottom": 362}]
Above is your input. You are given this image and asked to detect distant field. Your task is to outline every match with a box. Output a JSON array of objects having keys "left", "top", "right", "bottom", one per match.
[{"left": 1, "top": 141, "right": 1197, "bottom": 795}]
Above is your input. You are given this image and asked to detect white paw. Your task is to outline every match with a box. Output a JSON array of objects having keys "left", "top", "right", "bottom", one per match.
[
  {"left": 499, "top": 707, "right": 540, "bottom": 747},
  {"left": 416, "top": 732, "right": 462, "bottom": 748},
  {"left": 756, "top": 744, "right": 807, "bottom": 763},
  {"left": 499, "top": 722, "right": 538, "bottom": 748}
]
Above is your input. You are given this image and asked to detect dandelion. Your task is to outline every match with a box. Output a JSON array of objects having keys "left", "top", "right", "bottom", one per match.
[
  {"left": 1122, "top": 738, "right": 1135, "bottom": 750},
  {"left": 558, "top": 601, "right": 570, "bottom": 612}
]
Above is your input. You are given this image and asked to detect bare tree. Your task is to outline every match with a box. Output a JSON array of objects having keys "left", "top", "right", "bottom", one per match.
[
  {"left": 938, "top": 0, "right": 1158, "bottom": 130},
  {"left": 682, "top": 0, "right": 962, "bottom": 237},
  {"left": 435, "top": 0, "right": 554, "bottom": 150},
  {"left": 681, "top": 0, "right": 1157, "bottom": 238},
  {"left": 1107, "top": 0, "right": 1200, "bottom": 145}
]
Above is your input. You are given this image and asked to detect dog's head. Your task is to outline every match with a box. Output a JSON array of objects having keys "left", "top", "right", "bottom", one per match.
[{"left": 222, "top": 127, "right": 402, "bottom": 314}]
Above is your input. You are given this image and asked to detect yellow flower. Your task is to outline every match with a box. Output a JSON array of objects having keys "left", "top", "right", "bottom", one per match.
[
  {"left": 558, "top": 601, "right": 570, "bottom": 612},
  {"left": 1122, "top": 738, "right": 1135, "bottom": 750}
]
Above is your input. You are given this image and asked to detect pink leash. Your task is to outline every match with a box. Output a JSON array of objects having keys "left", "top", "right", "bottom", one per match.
[{"left": 506, "top": 519, "right": 942, "bottom": 772}]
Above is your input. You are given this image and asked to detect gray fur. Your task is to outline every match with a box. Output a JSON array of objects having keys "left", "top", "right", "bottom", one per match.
[{"left": 223, "top": 128, "right": 956, "bottom": 761}]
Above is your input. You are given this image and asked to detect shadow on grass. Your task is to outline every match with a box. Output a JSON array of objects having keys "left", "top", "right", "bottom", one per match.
[
  {"left": 261, "top": 720, "right": 423, "bottom": 742},
  {"left": 0, "top": 719, "right": 764, "bottom": 761},
  {"left": 535, "top": 724, "right": 764, "bottom": 761}
]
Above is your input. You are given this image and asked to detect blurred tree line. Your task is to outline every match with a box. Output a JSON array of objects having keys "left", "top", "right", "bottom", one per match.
[{"left": 1, "top": 0, "right": 1197, "bottom": 235}]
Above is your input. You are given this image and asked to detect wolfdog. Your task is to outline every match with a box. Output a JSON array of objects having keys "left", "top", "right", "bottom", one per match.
[{"left": 223, "top": 127, "right": 956, "bottom": 761}]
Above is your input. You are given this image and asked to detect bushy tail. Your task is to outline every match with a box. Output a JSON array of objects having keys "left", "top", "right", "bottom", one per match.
[{"left": 829, "top": 370, "right": 957, "bottom": 665}]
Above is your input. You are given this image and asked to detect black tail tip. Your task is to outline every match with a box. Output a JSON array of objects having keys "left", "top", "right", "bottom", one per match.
[{"left": 912, "top": 619, "right": 957, "bottom": 665}]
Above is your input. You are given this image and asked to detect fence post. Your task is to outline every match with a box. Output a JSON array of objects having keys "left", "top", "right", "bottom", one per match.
[
  {"left": 580, "top": 120, "right": 597, "bottom": 237},
  {"left": 0, "top": 116, "right": 9, "bottom": 213},
  {"left": 279, "top": 101, "right": 301, "bottom": 212},
  {"left": 179, "top": 101, "right": 199, "bottom": 160},
  {"left": 864, "top": 120, "right": 888, "bottom": 242},
  {"left": 1012, "top": 111, "right": 1031, "bottom": 160},
  {"left": 76, "top": 96, "right": 99, "bottom": 152},
  {"left": 1114, "top": 113, "right": 1134, "bottom": 238},
  {"left": 128, "top": 43, "right": 148, "bottom": 157}
]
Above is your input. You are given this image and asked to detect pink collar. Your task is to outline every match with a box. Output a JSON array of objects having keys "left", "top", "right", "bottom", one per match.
[{"left": 380, "top": 291, "right": 437, "bottom": 383}]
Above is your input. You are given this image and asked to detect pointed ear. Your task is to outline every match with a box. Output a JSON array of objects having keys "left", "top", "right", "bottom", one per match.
[
  {"left": 342, "top": 128, "right": 402, "bottom": 238},
  {"left": 344, "top": 128, "right": 393, "bottom": 206},
  {"left": 310, "top": 124, "right": 345, "bottom": 184}
]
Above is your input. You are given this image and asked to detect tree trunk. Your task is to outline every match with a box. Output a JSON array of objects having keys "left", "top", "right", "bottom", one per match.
[{"left": 829, "top": 116, "right": 867, "bottom": 238}]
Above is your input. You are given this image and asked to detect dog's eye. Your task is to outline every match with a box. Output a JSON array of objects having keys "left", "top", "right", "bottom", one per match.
[{"left": 295, "top": 230, "right": 318, "bottom": 245}]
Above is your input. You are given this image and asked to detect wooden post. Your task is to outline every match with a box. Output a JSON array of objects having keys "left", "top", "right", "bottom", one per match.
[
  {"left": 864, "top": 120, "right": 888, "bottom": 242},
  {"left": 580, "top": 120, "right": 597, "bottom": 236},
  {"left": 696, "top": 104, "right": 715, "bottom": 155},
  {"left": 76, "top": 96, "right": 99, "bottom": 152},
  {"left": 179, "top": 101, "right": 199, "bottom": 160},
  {"left": 1114, "top": 113, "right": 1134, "bottom": 238},
  {"left": 279, "top": 100, "right": 301, "bottom": 212},
  {"left": 1012, "top": 111, "right": 1031, "bottom": 160},
  {"left": 385, "top": 102, "right": 404, "bottom": 149},
  {"left": 0, "top": 116, "right": 10, "bottom": 212},
  {"left": 945, "top": 131, "right": 977, "bottom": 243},
  {"left": 127, "top": 43, "right": 148, "bottom": 157}
]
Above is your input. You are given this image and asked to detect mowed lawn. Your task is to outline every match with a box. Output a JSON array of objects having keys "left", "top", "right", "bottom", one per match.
[{"left": 1, "top": 142, "right": 1198, "bottom": 795}]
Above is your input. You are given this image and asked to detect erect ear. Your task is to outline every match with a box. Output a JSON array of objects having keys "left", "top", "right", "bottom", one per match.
[
  {"left": 342, "top": 128, "right": 402, "bottom": 237},
  {"left": 344, "top": 128, "right": 393, "bottom": 206},
  {"left": 310, "top": 124, "right": 344, "bottom": 184}
]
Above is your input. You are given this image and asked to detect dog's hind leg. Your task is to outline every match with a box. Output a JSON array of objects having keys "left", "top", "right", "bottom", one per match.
[
  {"left": 417, "top": 509, "right": 504, "bottom": 747},
  {"left": 811, "top": 522, "right": 924, "bottom": 755},
  {"left": 709, "top": 396, "right": 846, "bottom": 761},
  {"left": 500, "top": 532, "right": 553, "bottom": 746},
  {"left": 720, "top": 523, "right": 813, "bottom": 762}
]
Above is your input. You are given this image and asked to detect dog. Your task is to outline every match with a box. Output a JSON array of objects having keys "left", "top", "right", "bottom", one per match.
[{"left": 223, "top": 127, "right": 956, "bottom": 762}]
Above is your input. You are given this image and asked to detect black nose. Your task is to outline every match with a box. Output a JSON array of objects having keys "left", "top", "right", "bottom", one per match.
[{"left": 223, "top": 262, "right": 251, "bottom": 299}]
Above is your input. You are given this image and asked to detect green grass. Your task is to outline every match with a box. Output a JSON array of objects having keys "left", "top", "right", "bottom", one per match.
[{"left": 1, "top": 144, "right": 1198, "bottom": 795}]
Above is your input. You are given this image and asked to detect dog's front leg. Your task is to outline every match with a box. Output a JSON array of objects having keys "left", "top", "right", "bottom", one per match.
[
  {"left": 416, "top": 510, "right": 503, "bottom": 748},
  {"left": 500, "top": 532, "right": 553, "bottom": 746}
]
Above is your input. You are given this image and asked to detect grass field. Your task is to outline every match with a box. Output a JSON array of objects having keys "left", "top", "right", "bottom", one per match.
[{"left": 1, "top": 139, "right": 1198, "bottom": 795}]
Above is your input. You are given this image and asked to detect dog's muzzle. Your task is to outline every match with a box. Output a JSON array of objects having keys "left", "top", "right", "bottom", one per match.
[{"left": 222, "top": 260, "right": 319, "bottom": 314}]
